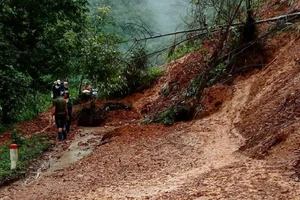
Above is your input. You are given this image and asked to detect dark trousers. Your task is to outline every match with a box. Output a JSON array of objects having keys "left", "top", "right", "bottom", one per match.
[{"left": 65, "top": 107, "right": 72, "bottom": 133}]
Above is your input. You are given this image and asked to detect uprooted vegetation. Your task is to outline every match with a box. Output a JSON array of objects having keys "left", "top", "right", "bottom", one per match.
[
  {"left": 144, "top": 9, "right": 300, "bottom": 126},
  {"left": 126, "top": 1, "right": 300, "bottom": 168},
  {"left": 75, "top": 101, "right": 133, "bottom": 127}
]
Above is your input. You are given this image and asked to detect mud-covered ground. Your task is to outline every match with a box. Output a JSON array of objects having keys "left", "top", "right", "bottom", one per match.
[{"left": 2, "top": 1, "right": 300, "bottom": 199}]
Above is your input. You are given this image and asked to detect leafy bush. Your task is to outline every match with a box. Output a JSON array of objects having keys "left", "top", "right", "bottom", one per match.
[
  {"left": 124, "top": 46, "right": 148, "bottom": 92},
  {"left": 153, "top": 104, "right": 192, "bottom": 125},
  {"left": 164, "top": 41, "right": 203, "bottom": 62},
  {"left": 140, "top": 67, "right": 164, "bottom": 87},
  {"left": 161, "top": 86, "right": 171, "bottom": 96},
  {"left": 153, "top": 107, "right": 174, "bottom": 125},
  {"left": 186, "top": 75, "right": 203, "bottom": 98},
  {"left": 207, "top": 62, "right": 227, "bottom": 86},
  {"left": 10, "top": 129, "right": 25, "bottom": 147},
  {"left": 102, "top": 47, "right": 164, "bottom": 99},
  {"left": 17, "top": 92, "right": 52, "bottom": 123}
]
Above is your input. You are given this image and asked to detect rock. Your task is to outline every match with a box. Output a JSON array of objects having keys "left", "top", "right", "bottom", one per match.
[
  {"left": 80, "top": 132, "right": 86, "bottom": 137},
  {"left": 78, "top": 142, "right": 88, "bottom": 147},
  {"left": 76, "top": 174, "right": 84, "bottom": 178},
  {"left": 281, "top": 188, "right": 289, "bottom": 194},
  {"left": 1, "top": 196, "right": 11, "bottom": 200}
]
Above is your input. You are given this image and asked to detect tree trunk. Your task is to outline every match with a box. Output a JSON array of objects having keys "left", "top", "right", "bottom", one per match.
[{"left": 246, "top": 0, "right": 251, "bottom": 11}]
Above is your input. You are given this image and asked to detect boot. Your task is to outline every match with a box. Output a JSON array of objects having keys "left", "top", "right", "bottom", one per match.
[
  {"left": 58, "top": 132, "right": 63, "bottom": 141},
  {"left": 62, "top": 131, "right": 67, "bottom": 140}
]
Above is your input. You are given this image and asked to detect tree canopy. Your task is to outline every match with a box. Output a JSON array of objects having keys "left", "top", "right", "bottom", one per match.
[{"left": 0, "top": 0, "right": 89, "bottom": 127}]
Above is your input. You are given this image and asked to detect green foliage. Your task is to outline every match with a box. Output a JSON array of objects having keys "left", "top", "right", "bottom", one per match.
[
  {"left": 185, "top": 61, "right": 228, "bottom": 99},
  {"left": 77, "top": 5, "right": 126, "bottom": 100},
  {"left": 251, "top": 0, "right": 262, "bottom": 10},
  {"left": 161, "top": 86, "right": 171, "bottom": 96},
  {"left": 97, "top": 63, "right": 163, "bottom": 100},
  {"left": 102, "top": 102, "right": 132, "bottom": 111},
  {"left": 229, "top": 27, "right": 241, "bottom": 50},
  {"left": 294, "top": 22, "right": 300, "bottom": 34},
  {"left": 18, "top": 136, "right": 51, "bottom": 162},
  {"left": 165, "top": 41, "right": 203, "bottom": 62},
  {"left": 186, "top": 75, "right": 203, "bottom": 98},
  {"left": 140, "top": 118, "right": 152, "bottom": 124},
  {"left": 208, "top": 62, "right": 227, "bottom": 86},
  {"left": 10, "top": 129, "right": 25, "bottom": 147},
  {"left": 141, "top": 67, "right": 164, "bottom": 86},
  {"left": 0, "top": 133, "right": 51, "bottom": 183},
  {"left": 89, "top": 0, "right": 190, "bottom": 66},
  {"left": 0, "top": 65, "right": 32, "bottom": 125},
  {"left": 154, "top": 107, "right": 175, "bottom": 125},
  {"left": 288, "top": 0, "right": 295, "bottom": 6},
  {"left": 124, "top": 46, "right": 149, "bottom": 91},
  {"left": 153, "top": 104, "right": 192, "bottom": 125},
  {"left": 276, "top": 23, "right": 294, "bottom": 35},
  {"left": 189, "top": 0, "right": 248, "bottom": 29},
  {"left": 97, "top": 46, "right": 161, "bottom": 99},
  {"left": 0, "top": 0, "right": 89, "bottom": 128},
  {"left": 16, "top": 92, "right": 52, "bottom": 123}
]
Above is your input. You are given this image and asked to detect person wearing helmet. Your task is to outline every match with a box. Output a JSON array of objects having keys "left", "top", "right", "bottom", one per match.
[
  {"left": 63, "top": 81, "right": 69, "bottom": 93},
  {"left": 51, "top": 80, "right": 62, "bottom": 99},
  {"left": 51, "top": 90, "right": 68, "bottom": 141},
  {"left": 81, "top": 82, "right": 91, "bottom": 94}
]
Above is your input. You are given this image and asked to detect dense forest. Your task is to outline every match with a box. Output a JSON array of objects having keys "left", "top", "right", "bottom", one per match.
[{"left": 0, "top": 0, "right": 261, "bottom": 131}]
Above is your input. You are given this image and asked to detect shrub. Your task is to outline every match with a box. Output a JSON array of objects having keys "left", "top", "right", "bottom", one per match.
[{"left": 153, "top": 104, "right": 193, "bottom": 125}]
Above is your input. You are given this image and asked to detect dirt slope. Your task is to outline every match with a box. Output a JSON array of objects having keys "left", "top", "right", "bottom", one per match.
[{"left": 2, "top": 2, "right": 300, "bottom": 200}]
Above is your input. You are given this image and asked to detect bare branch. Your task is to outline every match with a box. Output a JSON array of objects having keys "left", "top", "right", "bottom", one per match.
[{"left": 135, "top": 11, "right": 300, "bottom": 42}]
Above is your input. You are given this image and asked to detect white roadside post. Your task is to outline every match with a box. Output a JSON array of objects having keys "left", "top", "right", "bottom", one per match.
[{"left": 10, "top": 144, "right": 18, "bottom": 170}]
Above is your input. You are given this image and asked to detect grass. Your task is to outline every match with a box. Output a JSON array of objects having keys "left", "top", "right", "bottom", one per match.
[
  {"left": 164, "top": 40, "right": 203, "bottom": 63},
  {"left": 0, "top": 132, "right": 51, "bottom": 185}
]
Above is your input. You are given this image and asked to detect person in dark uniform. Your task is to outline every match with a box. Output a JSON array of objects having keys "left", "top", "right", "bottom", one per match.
[
  {"left": 51, "top": 90, "right": 68, "bottom": 141},
  {"left": 64, "top": 91, "right": 72, "bottom": 133}
]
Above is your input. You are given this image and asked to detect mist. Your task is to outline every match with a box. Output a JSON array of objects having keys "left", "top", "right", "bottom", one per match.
[
  {"left": 145, "top": 0, "right": 191, "bottom": 34},
  {"left": 88, "top": 0, "right": 192, "bottom": 65}
]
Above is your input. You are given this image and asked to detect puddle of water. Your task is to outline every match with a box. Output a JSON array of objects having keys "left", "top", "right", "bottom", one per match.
[
  {"left": 43, "top": 128, "right": 104, "bottom": 176},
  {"left": 41, "top": 126, "right": 116, "bottom": 177}
]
